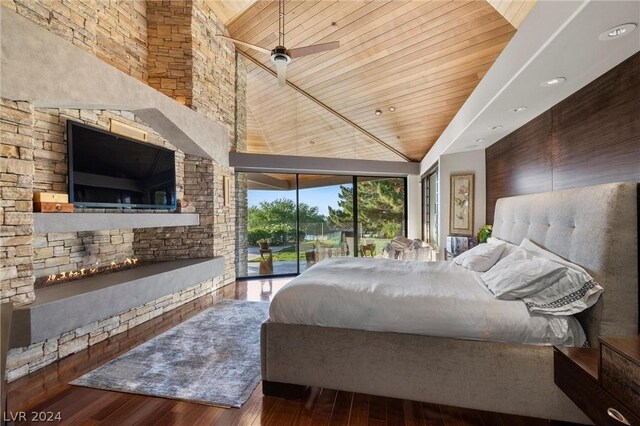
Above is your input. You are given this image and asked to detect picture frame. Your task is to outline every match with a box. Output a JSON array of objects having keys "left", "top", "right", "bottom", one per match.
[{"left": 449, "top": 173, "right": 474, "bottom": 236}]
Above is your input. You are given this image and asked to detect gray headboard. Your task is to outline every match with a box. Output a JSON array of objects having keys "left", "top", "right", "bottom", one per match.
[{"left": 492, "top": 182, "right": 638, "bottom": 345}]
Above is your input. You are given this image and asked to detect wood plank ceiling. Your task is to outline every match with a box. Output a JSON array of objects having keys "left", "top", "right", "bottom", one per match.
[{"left": 225, "top": 0, "right": 536, "bottom": 162}]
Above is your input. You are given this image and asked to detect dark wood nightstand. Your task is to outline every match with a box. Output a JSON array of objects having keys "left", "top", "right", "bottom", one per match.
[{"left": 554, "top": 337, "right": 640, "bottom": 425}]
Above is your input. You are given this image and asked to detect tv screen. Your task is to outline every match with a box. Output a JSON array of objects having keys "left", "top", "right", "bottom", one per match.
[{"left": 68, "top": 121, "right": 176, "bottom": 209}]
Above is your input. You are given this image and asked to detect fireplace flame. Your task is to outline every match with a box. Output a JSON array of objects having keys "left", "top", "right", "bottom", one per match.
[{"left": 41, "top": 258, "right": 139, "bottom": 286}]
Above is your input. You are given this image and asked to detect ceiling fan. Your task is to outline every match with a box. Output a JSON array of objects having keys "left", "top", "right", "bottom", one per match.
[{"left": 217, "top": 0, "right": 340, "bottom": 87}]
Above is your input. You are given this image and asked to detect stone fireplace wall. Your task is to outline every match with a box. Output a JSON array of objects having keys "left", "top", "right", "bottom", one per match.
[
  {"left": 28, "top": 108, "right": 187, "bottom": 280},
  {"left": 1, "top": 0, "right": 246, "bottom": 381},
  {"left": 2, "top": 103, "right": 229, "bottom": 381}
]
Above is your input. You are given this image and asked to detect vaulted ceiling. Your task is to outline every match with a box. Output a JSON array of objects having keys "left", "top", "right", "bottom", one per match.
[{"left": 222, "top": 0, "right": 536, "bottom": 162}]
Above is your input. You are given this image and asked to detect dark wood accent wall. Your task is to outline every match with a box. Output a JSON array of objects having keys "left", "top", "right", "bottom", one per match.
[{"left": 486, "top": 52, "right": 640, "bottom": 223}]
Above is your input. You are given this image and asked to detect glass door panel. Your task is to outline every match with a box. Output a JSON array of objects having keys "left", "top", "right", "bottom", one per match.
[
  {"left": 242, "top": 172, "right": 297, "bottom": 278},
  {"left": 297, "top": 175, "right": 354, "bottom": 272},
  {"left": 356, "top": 177, "right": 406, "bottom": 258}
]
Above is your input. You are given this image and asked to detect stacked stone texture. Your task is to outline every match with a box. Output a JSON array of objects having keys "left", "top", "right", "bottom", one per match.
[
  {"left": 0, "top": 100, "right": 36, "bottom": 306},
  {"left": 234, "top": 51, "right": 249, "bottom": 276},
  {"left": 191, "top": 0, "right": 237, "bottom": 146},
  {"left": 147, "top": 0, "right": 193, "bottom": 105},
  {"left": 2, "top": 0, "right": 148, "bottom": 82}
]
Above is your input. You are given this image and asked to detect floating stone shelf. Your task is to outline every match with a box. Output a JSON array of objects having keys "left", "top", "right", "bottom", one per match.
[
  {"left": 11, "top": 257, "right": 225, "bottom": 348},
  {"left": 33, "top": 212, "right": 199, "bottom": 233}
]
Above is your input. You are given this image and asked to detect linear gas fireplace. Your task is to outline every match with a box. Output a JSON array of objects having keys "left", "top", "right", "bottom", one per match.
[{"left": 35, "top": 258, "right": 142, "bottom": 289}]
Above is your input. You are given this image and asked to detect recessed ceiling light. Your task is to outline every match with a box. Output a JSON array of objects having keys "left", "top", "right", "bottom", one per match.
[
  {"left": 489, "top": 125, "right": 503, "bottom": 131},
  {"left": 599, "top": 23, "right": 637, "bottom": 40},
  {"left": 540, "top": 77, "right": 566, "bottom": 87},
  {"left": 388, "top": 106, "right": 396, "bottom": 112},
  {"left": 511, "top": 106, "right": 528, "bottom": 112},
  {"left": 375, "top": 110, "right": 382, "bottom": 116},
  {"left": 474, "top": 138, "right": 485, "bottom": 143}
]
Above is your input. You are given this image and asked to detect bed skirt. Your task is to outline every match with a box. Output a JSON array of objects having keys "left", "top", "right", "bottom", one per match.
[{"left": 261, "top": 321, "right": 591, "bottom": 424}]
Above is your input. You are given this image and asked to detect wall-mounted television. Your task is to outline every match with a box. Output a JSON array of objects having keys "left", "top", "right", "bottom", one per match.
[{"left": 68, "top": 121, "right": 176, "bottom": 210}]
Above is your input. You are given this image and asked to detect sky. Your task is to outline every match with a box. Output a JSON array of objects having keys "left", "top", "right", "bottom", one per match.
[{"left": 248, "top": 185, "right": 346, "bottom": 216}]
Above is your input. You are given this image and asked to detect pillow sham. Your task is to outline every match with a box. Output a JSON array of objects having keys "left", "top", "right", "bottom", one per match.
[
  {"left": 453, "top": 241, "right": 505, "bottom": 272},
  {"left": 519, "top": 238, "right": 588, "bottom": 274},
  {"left": 488, "top": 236, "right": 518, "bottom": 261},
  {"left": 518, "top": 239, "right": 604, "bottom": 315},
  {"left": 480, "top": 248, "right": 567, "bottom": 299}
]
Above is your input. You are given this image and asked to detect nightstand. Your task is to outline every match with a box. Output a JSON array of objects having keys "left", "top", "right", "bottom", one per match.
[{"left": 554, "top": 337, "right": 639, "bottom": 425}]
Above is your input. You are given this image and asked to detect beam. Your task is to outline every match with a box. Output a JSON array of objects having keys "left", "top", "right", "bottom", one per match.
[
  {"left": 230, "top": 152, "right": 419, "bottom": 176},
  {"left": 246, "top": 173, "right": 292, "bottom": 190},
  {"left": 238, "top": 51, "right": 412, "bottom": 162}
]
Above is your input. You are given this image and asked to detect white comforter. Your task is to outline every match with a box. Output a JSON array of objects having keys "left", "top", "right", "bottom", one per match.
[{"left": 269, "top": 257, "right": 586, "bottom": 346}]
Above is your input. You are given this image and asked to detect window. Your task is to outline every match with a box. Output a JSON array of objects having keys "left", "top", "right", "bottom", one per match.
[{"left": 422, "top": 167, "right": 438, "bottom": 248}]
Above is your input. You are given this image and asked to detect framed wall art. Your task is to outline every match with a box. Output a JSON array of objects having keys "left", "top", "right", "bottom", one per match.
[{"left": 449, "top": 173, "right": 474, "bottom": 236}]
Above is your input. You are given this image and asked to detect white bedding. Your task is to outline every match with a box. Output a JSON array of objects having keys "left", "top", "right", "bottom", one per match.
[{"left": 269, "top": 257, "right": 587, "bottom": 346}]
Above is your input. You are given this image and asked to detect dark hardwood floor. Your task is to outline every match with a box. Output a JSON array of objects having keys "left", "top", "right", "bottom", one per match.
[{"left": 7, "top": 278, "right": 580, "bottom": 425}]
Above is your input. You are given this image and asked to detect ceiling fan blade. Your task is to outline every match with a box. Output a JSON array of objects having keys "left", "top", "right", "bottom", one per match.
[
  {"left": 275, "top": 59, "right": 287, "bottom": 87},
  {"left": 216, "top": 35, "right": 272, "bottom": 55},
  {"left": 288, "top": 41, "right": 340, "bottom": 58}
]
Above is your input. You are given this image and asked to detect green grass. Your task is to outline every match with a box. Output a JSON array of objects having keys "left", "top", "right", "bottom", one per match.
[
  {"left": 248, "top": 245, "right": 305, "bottom": 262},
  {"left": 248, "top": 238, "right": 393, "bottom": 262}
]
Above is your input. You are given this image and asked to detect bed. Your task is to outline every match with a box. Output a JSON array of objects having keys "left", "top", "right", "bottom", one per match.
[{"left": 260, "top": 182, "right": 638, "bottom": 423}]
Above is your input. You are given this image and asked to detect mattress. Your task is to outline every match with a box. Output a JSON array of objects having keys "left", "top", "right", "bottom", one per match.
[{"left": 269, "top": 257, "right": 587, "bottom": 346}]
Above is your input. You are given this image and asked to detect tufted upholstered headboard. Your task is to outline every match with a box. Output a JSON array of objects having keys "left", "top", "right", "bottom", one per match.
[{"left": 492, "top": 182, "right": 638, "bottom": 346}]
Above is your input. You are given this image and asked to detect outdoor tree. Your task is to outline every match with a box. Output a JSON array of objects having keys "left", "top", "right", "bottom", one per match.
[
  {"left": 248, "top": 198, "right": 326, "bottom": 245},
  {"left": 328, "top": 179, "right": 404, "bottom": 238}
]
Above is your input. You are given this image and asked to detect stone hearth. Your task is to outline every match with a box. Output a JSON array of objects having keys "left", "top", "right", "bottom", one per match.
[{"left": 11, "top": 257, "right": 225, "bottom": 348}]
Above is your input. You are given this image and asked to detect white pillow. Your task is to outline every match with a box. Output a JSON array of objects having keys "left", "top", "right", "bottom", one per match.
[
  {"left": 518, "top": 239, "right": 604, "bottom": 315},
  {"left": 480, "top": 248, "right": 567, "bottom": 299},
  {"left": 488, "top": 237, "right": 517, "bottom": 261},
  {"left": 519, "top": 238, "right": 588, "bottom": 274},
  {"left": 453, "top": 241, "right": 505, "bottom": 272}
]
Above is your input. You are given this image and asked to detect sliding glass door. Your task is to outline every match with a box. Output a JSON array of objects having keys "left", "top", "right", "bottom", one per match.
[
  {"left": 298, "top": 175, "right": 354, "bottom": 273},
  {"left": 237, "top": 173, "right": 407, "bottom": 279},
  {"left": 356, "top": 177, "right": 406, "bottom": 258},
  {"left": 244, "top": 173, "right": 297, "bottom": 277}
]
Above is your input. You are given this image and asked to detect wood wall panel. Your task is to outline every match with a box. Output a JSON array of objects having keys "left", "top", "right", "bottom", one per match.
[
  {"left": 485, "top": 110, "right": 553, "bottom": 223},
  {"left": 486, "top": 52, "right": 640, "bottom": 223}
]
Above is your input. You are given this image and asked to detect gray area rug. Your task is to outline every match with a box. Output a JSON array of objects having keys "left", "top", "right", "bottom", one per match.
[{"left": 71, "top": 300, "right": 269, "bottom": 408}]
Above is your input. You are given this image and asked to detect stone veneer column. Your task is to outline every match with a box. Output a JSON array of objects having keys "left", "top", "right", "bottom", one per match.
[
  {"left": 234, "top": 53, "right": 249, "bottom": 276},
  {"left": 234, "top": 173, "right": 248, "bottom": 277},
  {"left": 146, "top": 0, "right": 193, "bottom": 105},
  {"left": 0, "top": 99, "right": 36, "bottom": 305}
]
